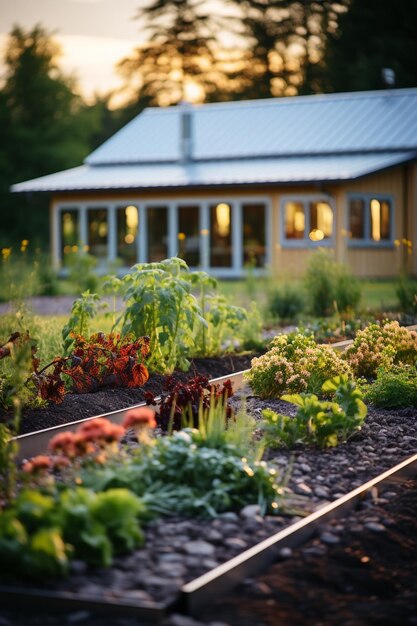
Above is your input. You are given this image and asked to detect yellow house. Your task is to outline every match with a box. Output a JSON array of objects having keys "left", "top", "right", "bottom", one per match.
[{"left": 12, "top": 88, "right": 417, "bottom": 278}]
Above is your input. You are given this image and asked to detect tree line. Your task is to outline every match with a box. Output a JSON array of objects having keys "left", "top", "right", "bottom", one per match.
[{"left": 1, "top": 0, "right": 416, "bottom": 247}]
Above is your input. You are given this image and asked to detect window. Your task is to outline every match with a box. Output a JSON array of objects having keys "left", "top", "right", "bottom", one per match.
[
  {"left": 88, "top": 208, "right": 108, "bottom": 260},
  {"left": 147, "top": 206, "right": 168, "bottom": 262},
  {"left": 348, "top": 195, "right": 393, "bottom": 245},
  {"left": 178, "top": 205, "right": 200, "bottom": 266},
  {"left": 117, "top": 205, "right": 138, "bottom": 265},
  {"left": 60, "top": 209, "right": 79, "bottom": 262},
  {"left": 210, "top": 202, "right": 233, "bottom": 267},
  {"left": 242, "top": 203, "right": 266, "bottom": 267},
  {"left": 282, "top": 197, "right": 334, "bottom": 245}
]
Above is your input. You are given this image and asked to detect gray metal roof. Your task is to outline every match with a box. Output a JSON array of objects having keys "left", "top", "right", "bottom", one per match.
[
  {"left": 12, "top": 151, "right": 417, "bottom": 192},
  {"left": 86, "top": 88, "right": 417, "bottom": 166}
]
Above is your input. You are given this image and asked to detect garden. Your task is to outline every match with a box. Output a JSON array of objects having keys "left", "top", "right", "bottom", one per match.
[{"left": 0, "top": 248, "right": 417, "bottom": 625}]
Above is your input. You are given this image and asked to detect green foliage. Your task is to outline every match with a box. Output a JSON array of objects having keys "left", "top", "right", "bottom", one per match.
[
  {"left": 304, "top": 250, "right": 362, "bottom": 317},
  {"left": 267, "top": 283, "right": 305, "bottom": 321},
  {"left": 246, "top": 331, "right": 351, "bottom": 398},
  {"left": 396, "top": 277, "right": 417, "bottom": 315},
  {"left": 260, "top": 376, "right": 367, "bottom": 449},
  {"left": 65, "top": 250, "right": 99, "bottom": 295},
  {"left": 195, "top": 293, "right": 248, "bottom": 356},
  {"left": 363, "top": 365, "right": 417, "bottom": 409},
  {"left": 345, "top": 321, "right": 417, "bottom": 378},
  {"left": 0, "top": 486, "right": 147, "bottom": 581},
  {"left": 62, "top": 291, "right": 104, "bottom": 354}
]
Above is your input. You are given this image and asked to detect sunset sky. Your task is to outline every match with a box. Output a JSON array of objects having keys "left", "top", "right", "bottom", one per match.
[{"left": 0, "top": 0, "right": 150, "bottom": 101}]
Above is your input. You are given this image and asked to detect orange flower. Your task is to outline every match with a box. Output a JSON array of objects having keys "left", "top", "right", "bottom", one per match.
[
  {"left": 123, "top": 407, "right": 157, "bottom": 430},
  {"left": 48, "top": 431, "right": 77, "bottom": 457},
  {"left": 22, "top": 455, "right": 52, "bottom": 474}
]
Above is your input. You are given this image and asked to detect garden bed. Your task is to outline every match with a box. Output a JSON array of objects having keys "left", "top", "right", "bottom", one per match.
[{"left": 1, "top": 381, "right": 417, "bottom": 624}]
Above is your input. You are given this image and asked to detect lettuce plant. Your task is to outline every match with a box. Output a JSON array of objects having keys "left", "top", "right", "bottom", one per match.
[{"left": 260, "top": 375, "right": 367, "bottom": 449}]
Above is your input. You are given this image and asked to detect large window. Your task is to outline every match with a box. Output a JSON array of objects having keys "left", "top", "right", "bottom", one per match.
[
  {"left": 117, "top": 205, "right": 139, "bottom": 265},
  {"left": 178, "top": 205, "right": 200, "bottom": 266},
  {"left": 348, "top": 195, "right": 393, "bottom": 245},
  {"left": 282, "top": 197, "right": 334, "bottom": 245},
  {"left": 60, "top": 209, "right": 79, "bottom": 262},
  {"left": 147, "top": 206, "right": 168, "bottom": 262},
  {"left": 88, "top": 208, "right": 108, "bottom": 260},
  {"left": 242, "top": 203, "right": 266, "bottom": 267},
  {"left": 210, "top": 202, "right": 233, "bottom": 267}
]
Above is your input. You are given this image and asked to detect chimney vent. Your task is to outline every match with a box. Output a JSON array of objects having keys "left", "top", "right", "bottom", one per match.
[
  {"left": 382, "top": 68, "right": 395, "bottom": 88},
  {"left": 180, "top": 102, "right": 193, "bottom": 162}
]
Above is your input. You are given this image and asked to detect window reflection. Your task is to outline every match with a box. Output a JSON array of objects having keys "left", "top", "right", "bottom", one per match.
[
  {"left": 242, "top": 203, "right": 266, "bottom": 267},
  {"left": 178, "top": 206, "right": 200, "bottom": 266},
  {"left": 349, "top": 199, "right": 365, "bottom": 239},
  {"left": 117, "top": 205, "right": 138, "bottom": 266},
  {"left": 88, "top": 208, "right": 108, "bottom": 260},
  {"left": 210, "top": 203, "right": 232, "bottom": 267},
  {"left": 310, "top": 202, "right": 333, "bottom": 239},
  {"left": 147, "top": 206, "right": 168, "bottom": 262},
  {"left": 60, "top": 209, "right": 79, "bottom": 262},
  {"left": 370, "top": 198, "right": 390, "bottom": 241}
]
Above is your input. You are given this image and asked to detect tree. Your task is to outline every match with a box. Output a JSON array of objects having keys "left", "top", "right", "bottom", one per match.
[
  {"left": 0, "top": 25, "right": 101, "bottom": 247},
  {"left": 118, "top": 0, "right": 230, "bottom": 107},
  {"left": 321, "top": 0, "right": 417, "bottom": 93}
]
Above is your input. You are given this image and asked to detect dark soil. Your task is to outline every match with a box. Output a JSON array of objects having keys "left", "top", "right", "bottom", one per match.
[{"left": 2, "top": 354, "right": 255, "bottom": 435}]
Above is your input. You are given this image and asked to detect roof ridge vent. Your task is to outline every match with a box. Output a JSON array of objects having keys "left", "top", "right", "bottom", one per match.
[{"left": 180, "top": 101, "right": 193, "bottom": 162}]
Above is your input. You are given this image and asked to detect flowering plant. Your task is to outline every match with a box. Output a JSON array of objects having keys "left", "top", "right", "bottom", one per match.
[
  {"left": 246, "top": 332, "right": 351, "bottom": 398},
  {"left": 345, "top": 321, "right": 417, "bottom": 378}
]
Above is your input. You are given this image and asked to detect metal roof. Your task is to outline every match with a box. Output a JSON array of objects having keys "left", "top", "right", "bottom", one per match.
[
  {"left": 12, "top": 151, "right": 417, "bottom": 192},
  {"left": 86, "top": 89, "right": 417, "bottom": 166}
]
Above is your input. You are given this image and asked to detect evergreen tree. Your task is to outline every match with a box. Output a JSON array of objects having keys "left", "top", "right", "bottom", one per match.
[
  {"left": 0, "top": 25, "right": 100, "bottom": 247},
  {"left": 322, "top": 0, "right": 417, "bottom": 93}
]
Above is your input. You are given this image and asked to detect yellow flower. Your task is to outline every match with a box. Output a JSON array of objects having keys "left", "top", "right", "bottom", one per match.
[
  {"left": 178, "top": 232, "right": 186, "bottom": 241},
  {"left": 21, "top": 239, "right": 29, "bottom": 246},
  {"left": 2, "top": 247, "right": 12, "bottom": 260}
]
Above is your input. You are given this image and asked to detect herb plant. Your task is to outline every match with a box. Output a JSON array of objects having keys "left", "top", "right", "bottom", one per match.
[
  {"left": 260, "top": 375, "right": 367, "bottom": 449},
  {"left": 247, "top": 331, "right": 351, "bottom": 398},
  {"left": 62, "top": 291, "right": 104, "bottom": 354},
  {"left": 362, "top": 364, "right": 417, "bottom": 408}
]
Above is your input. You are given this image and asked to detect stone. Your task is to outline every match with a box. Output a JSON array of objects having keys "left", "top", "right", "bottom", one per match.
[
  {"left": 218, "top": 512, "right": 239, "bottom": 522},
  {"left": 66, "top": 612, "right": 91, "bottom": 624},
  {"left": 224, "top": 537, "right": 247, "bottom": 549},
  {"left": 294, "top": 482, "right": 312, "bottom": 496},
  {"left": 168, "top": 614, "right": 205, "bottom": 626},
  {"left": 240, "top": 504, "right": 261, "bottom": 519},
  {"left": 183, "top": 540, "right": 215, "bottom": 556},
  {"left": 278, "top": 546, "right": 293, "bottom": 559},
  {"left": 300, "top": 463, "right": 312, "bottom": 473},
  {"left": 365, "top": 522, "right": 386, "bottom": 533},
  {"left": 314, "top": 486, "right": 330, "bottom": 498},
  {"left": 320, "top": 532, "right": 340, "bottom": 545}
]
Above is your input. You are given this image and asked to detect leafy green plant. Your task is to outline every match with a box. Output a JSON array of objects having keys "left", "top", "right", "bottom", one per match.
[
  {"left": 194, "top": 293, "right": 248, "bottom": 356},
  {"left": 304, "top": 249, "right": 361, "bottom": 317},
  {"left": 246, "top": 331, "right": 351, "bottom": 398},
  {"left": 260, "top": 375, "right": 367, "bottom": 449},
  {"left": 62, "top": 291, "right": 105, "bottom": 354},
  {"left": 65, "top": 249, "right": 99, "bottom": 294},
  {"left": 362, "top": 364, "right": 417, "bottom": 408},
  {"left": 118, "top": 257, "right": 206, "bottom": 373},
  {"left": 396, "top": 276, "right": 417, "bottom": 315},
  {"left": 345, "top": 320, "right": 417, "bottom": 378},
  {"left": 268, "top": 283, "right": 305, "bottom": 321}
]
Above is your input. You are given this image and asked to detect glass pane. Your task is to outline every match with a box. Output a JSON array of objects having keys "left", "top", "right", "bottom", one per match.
[
  {"left": 349, "top": 199, "right": 365, "bottom": 239},
  {"left": 210, "top": 202, "right": 232, "bottom": 267},
  {"left": 147, "top": 206, "right": 168, "bottom": 262},
  {"left": 310, "top": 201, "right": 333, "bottom": 241},
  {"left": 242, "top": 203, "right": 266, "bottom": 267},
  {"left": 178, "top": 205, "right": 200, "bottom": 266},
  {"left": 88, "top": 208, "right": 108, "bottom": 260},
  {"left": 284, "top": 202, "right": 305, "bottom": 239},
  {"left": 117, "top": 205, "right": 138, "bottom": 266},
  {"left": 370, "top": 198, "right": 391, "bottom": 241},
  {"left": 60, "top": 209, "right": 79, "bottom": 263}
]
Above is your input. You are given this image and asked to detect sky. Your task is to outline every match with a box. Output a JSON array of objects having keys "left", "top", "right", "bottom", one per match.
[{"left": 0, "top": 0, "right": 149, "bottom": 103}]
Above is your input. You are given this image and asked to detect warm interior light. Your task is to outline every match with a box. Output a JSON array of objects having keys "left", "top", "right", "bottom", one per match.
[
  {"left": 125, "top": 205, "right": 138, "bottom": 230},
  {"left": 371, "top": 199, "right": 381, "bottom": 241},
  {"left": 98, "top": 222, "right": 108, "bottom": 238},
  {"left": 124, "top": 234, "right": 134, "bottom": 244},
  {"left": 316, "top": 202, "right": 333, "bottom": 237},
  {"left": 294, "top": 208, "right": 305, "bottom": 233},
  {"left": 309, "top": 229, "right": 324, "bottom": 241},
  {"left": 216, "top": 203, "right": 231, "bottom": 237},
  {"left": 63, "top": 213, "right": 75, "bottom": 237}
]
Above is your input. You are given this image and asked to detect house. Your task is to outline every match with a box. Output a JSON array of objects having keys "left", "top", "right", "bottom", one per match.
[{"left": 12, "top": 88, "right": 417, "bottom": 278}]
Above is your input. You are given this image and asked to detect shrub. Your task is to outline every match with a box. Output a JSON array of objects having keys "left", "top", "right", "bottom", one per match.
[
  {"left": 260, "top": 376, "right": 367, "bottom": 449},
  {"left": 268, "top": 283, "right": 305, "bottom": 321},
  {"left": 246, "top": 331, "right": 351, "bottom": 398},
  {"left": 345, "top": 320, "right": 417, "bottom": 378},
  {"left": 396, "top": 277, "right": 417, "bottom": 315},
  {"left": 363, "top": 365, "right": 417, "bottom": 408},
  {"left": 304, "top": 249, "right": 361, "bottom": 317}
]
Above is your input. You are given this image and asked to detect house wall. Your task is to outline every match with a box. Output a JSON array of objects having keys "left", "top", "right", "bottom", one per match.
[{"left": 51, "top": 164, "right": 411, "bottom": 278}]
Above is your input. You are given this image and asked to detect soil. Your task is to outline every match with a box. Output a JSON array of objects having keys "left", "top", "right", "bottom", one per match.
[
  {"left": 1, "top": 367, "right": 417, "bottom": 625},
  {"left": 1, "top": 354, "right": 255, "bottom": 435}
]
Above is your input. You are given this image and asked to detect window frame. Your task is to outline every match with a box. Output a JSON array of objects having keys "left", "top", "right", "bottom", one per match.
[
  {"left": 280, "top": 194, "right": 336, "bottom": 248},
  {"left": 55, "top": 195, "right": 272, "bottom": 277},
  {"left": 346, "top": 193, "right": 395, "bottom": 248}
]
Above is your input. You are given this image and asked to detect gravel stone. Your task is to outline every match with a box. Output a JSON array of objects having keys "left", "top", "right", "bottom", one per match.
[
  {"left": 183, "top": 540, "right": 215, "bottom": 556},
  {"left": 240, "top": 504, "right": 261, "bottom": 519},
  {"left": 364, "top": 522, "right": 386, "bottom": 533},
  {"left": 320, "top": 532, "right": 340, "bottom": 545},
  {"left": 294, "top": 482, "right": 313, "bottom": 496}
]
